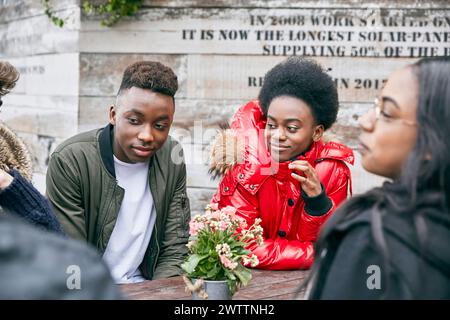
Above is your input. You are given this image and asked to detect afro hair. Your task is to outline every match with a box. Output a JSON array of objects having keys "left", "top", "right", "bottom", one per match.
[
  {"left": 258, "top": 57, "right": 338, "bottom": 130},
  {"left": 118, "top": 61, "right": 178, "bottom": 98}
]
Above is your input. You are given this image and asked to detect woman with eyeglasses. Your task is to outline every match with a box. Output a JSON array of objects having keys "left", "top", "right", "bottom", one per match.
[{"left": 304, "top": 57, "right": 450, "bottom": 299}]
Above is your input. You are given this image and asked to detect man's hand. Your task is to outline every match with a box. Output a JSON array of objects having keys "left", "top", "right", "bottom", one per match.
[
  {"left": 0, "top": 169, "right": 14, "bottom": 190},
  {"left": 289, "top": 160, "right": 322, "bottom": 197}
]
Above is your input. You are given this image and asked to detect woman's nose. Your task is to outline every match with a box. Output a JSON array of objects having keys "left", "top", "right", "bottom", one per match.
[
  {"left": 358, "top": 108, "right": 376, "bottom": 132},
  {"left": 273, "top": 128, "right": 287, "bottom": 141}
]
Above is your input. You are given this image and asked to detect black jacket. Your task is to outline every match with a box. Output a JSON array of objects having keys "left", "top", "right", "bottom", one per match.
[
  {"left": 307, "top": 206, "right": 450, "bottom": 299},
  {"left": 0, "top": 123, "right": 120, "bottom": 299},
  {"left": 0, "top": 122, "right": 63, "bottom": 234},
  {"left": 0, "top": 169, "right": 64, "bottom": 234}
]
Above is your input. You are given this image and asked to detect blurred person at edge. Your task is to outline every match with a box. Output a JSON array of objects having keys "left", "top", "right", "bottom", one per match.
[
  {"left": 0, "top": 60, "right": 120, "bottom": 299},
  {"left": 304, "top": 57, "right": 450, "bottom": 299}
]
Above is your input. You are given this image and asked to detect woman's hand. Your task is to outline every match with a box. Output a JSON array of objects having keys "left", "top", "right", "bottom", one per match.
[
  {"left": 0, "top": 169, "right": 14, "bottom": 190},
  {"left": 289, "top": 160, "right": 322, "bottom": 197}
]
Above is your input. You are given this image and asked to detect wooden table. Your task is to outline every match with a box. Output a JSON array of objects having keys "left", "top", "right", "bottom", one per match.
[{"left": 119, "top": 269, "right": 309, "bottom": 300}]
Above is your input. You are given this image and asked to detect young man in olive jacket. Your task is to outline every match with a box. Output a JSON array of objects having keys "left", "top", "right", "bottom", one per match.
[{"left": 46, "top": 61, "right": 191, "bottom": 283}]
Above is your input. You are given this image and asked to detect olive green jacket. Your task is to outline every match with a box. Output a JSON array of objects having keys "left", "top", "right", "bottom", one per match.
[{"left": 46, "top": 124, "right": 190, "bottom": 279}]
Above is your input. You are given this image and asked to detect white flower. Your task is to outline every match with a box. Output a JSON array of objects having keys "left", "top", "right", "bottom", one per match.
[
  {"left": 209, "top": 220, "right": 220, "bottom": 229},
  {"left": 186, "top": 241, "right": 196, "bottom": 250},
  {"left": 215, "top": 243, "right": 231, "bottom": 257},
  {"left": 250, "top": 255, "right": 259, "bottom": 267}
]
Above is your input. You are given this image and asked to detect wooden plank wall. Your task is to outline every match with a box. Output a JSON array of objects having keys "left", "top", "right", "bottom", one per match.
[
  {"left": 1, "top": 0, "right": 449, "bottom": 215},
  {"left": 0, "top": 0, "right": 80, "bottom": 191}
]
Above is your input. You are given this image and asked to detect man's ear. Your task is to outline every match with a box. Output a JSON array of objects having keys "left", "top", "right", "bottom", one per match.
[
  {"left": 109, "top": 105, "right": 117, "bottom": 126},
  {"left": 312, "top": 124, "right": 324, "bottom": 142}
]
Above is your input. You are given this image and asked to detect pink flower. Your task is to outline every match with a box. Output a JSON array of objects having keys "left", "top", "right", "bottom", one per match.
[
  {"left": 207, "top": 202, "right": 219, "bottom": 211},
  {"left": 219, "top": 220, "right": 229, "bottom": 231},
  {"left": 237, "top": 216, "right": 248, "bottom": 229},
  {"left": 210, "top": 210, "right": 221, "bottom": 220},
  {"left": 220, "top": 255, "right": 238, "bottom": 270},
  {"left": 221, "top": 206, "right": 237, "bottom": 217},
  {"left": 189, "top": 220, "right": 205, "bottom": 236}
]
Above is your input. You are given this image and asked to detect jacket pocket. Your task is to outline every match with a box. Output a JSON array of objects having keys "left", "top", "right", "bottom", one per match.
[{"left": 177, "top": 192, "right": 190, "bottom": 238}]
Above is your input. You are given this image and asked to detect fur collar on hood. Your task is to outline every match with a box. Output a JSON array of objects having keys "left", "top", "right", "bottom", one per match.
[
  {"left": 209, "top": 128, "right": 244, "bottom": 178},
  {"left": 0, "top": 122, "right": 32, "bottom": 181}
]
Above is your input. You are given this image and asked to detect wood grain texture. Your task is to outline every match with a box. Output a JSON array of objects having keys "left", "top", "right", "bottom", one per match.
[{"left": 119, "top": 269, "right": 309, "bottom": 300}]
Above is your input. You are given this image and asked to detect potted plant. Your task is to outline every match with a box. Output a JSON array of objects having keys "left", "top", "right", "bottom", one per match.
[{"left": 181, "top": 203, "right": 263, "bottom": 300}]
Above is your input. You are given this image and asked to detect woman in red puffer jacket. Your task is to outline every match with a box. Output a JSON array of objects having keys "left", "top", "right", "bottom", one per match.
[{"left": 209, "top": 57, "right": 354, "bottom": 270}]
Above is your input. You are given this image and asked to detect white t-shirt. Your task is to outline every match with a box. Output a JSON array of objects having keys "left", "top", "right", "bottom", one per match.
[{"left": 102, "top": 156, "right": 156, "bottom": 284}]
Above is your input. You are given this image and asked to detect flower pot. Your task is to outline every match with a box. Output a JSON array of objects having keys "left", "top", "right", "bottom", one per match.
[{"left": 190, "top": 279, "right": 232, "bottom": 300}]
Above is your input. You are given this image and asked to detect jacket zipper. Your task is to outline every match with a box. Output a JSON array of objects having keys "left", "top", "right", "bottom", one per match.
[
  {"left": 152, "top": 222, "right": 160, "bottom": 277},
  {"left": 97, "top": 182, "right": 117, "bottom": 252},
  {"left": 148, "top": 165, "right": 160, "bottom": 278}
]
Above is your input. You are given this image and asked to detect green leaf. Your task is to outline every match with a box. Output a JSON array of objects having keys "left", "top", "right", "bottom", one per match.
[
  {"left": 206, "top": 265, "right": 219, "bottom": 278},
  {"left": 233, "top": 264, "right": 252, "bottom": 286},
  {"left": 78, "top": 0, "right": 143, "bottom": 27},
  {"left": 181, "top": 254, "right": 204, "bottom": 274},
  {"left": 224, "top": 269, "right": 236, "bottom": 281},
  {"left": 227, "top": 279, "right": 238, "bottom": 295}
]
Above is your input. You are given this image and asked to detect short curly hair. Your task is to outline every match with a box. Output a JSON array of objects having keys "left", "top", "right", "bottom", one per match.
[
  {"left": 258, "top": 57, "right": 338, "bottom": 130},
  {"left": 0, "top": 61, "right": 20, "bottom": 96},
  {"left": 118, "top": 61, "right": 178, "bottom": 98}
]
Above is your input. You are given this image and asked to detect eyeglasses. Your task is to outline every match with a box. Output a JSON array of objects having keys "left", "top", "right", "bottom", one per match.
[{"left": 372, "top": 97, "right": 417, "bottom": 127}]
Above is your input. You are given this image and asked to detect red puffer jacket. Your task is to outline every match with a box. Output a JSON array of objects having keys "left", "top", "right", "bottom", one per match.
[{"left": 211, "top": 100, "right": 354, "bottom": 270}]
